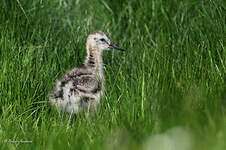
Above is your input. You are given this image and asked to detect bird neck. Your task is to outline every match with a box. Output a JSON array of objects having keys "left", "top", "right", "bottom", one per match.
[{"left": 85, "top": 48, "right": 104, "bottom": 79}]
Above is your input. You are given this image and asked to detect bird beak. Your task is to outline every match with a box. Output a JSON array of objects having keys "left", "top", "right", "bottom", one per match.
[{"left": 109, "top": 43, "right": 124, "bottom": 51}]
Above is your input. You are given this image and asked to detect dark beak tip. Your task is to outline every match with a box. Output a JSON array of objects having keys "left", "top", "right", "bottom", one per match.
[
  {"left": 109, "top": 43, "right": 125, "bottom": 51},
  {"left": 119, "top": 48, "right": 125, "bottom": 51}
]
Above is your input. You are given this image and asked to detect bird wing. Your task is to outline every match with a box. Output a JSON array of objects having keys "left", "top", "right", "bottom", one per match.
[{"left": 75, "top": 75, "right": 101, "bottom": 93}]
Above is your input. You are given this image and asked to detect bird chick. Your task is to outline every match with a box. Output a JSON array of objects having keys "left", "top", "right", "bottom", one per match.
[{"left": 49, "top": 31, "right": 124, "bottom": 114}]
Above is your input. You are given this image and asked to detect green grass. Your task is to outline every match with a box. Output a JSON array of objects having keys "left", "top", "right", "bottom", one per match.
[{"left": 0, "top": 0, "right": 225, "bottom": 149}]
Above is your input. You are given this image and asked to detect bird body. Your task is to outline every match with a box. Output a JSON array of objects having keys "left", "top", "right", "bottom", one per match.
[{"left": 50, "top": 31, "right": 124, "bottom": 114}]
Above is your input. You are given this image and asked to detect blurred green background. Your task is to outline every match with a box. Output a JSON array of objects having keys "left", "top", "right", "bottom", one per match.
[{"left": 0, "top": 0, "right": 225, "bottom": 149}]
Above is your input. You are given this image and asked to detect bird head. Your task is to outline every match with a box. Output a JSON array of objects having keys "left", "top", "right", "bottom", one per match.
[{"left": 86, "top": 31, "right": 124, "bottom": 53}]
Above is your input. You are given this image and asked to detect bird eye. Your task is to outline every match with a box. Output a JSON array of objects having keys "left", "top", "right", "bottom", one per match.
[{"left": 100, "top": 38, "right": 105, "bottom": 42}]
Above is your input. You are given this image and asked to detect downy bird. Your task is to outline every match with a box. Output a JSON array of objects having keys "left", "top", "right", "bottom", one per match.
[{"left": 49, "top": 31, "right": 124, "bottom": 114}]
